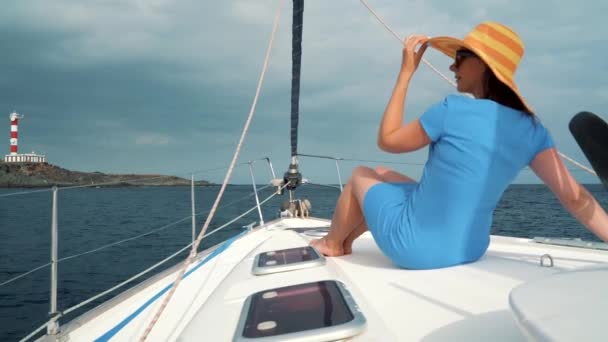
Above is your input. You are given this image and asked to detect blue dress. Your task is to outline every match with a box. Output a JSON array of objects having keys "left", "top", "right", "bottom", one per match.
[{"left": 362, "top": 95, "right": 554, "bottom": 269}]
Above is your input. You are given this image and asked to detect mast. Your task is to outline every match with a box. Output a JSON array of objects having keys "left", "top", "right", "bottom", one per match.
[
  {"left": 283, "top": 0, "right": 304, "bottom": 192},
  {"left": 290, "top": 0, "right": 303, "bottom": 158}
]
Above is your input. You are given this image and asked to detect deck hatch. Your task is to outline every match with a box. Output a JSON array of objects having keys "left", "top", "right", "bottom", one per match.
[
  {"left": 252, "top": 246, "right": 325, "bottom": 275},
  {"left": 233, "top": 280, "right": 366, "bottom": 341}
]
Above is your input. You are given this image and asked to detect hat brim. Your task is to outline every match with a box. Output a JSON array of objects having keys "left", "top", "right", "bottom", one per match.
[
  {"left": 427, "top": 36, "right": 534, "bottom": 114},
  {"left": 427, "top": 36, "right": 468, "bottom": 58}
]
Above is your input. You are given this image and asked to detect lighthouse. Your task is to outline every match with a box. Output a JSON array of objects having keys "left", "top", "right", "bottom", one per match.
[
  {"left": 9, "top": 111, "right": 22, "bottom": 155},
  {"left": 4, "top": 111, "right": 46, "bottom": 163}
]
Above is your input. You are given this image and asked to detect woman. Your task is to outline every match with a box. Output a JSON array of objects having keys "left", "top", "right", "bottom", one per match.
[{"left": 310, "top": 22, "right": 608, "bottom": 269}]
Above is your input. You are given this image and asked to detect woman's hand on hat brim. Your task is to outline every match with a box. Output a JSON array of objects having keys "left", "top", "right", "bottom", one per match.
[{"left": 400, "top": 35, "right": 429, "bottom": 78}]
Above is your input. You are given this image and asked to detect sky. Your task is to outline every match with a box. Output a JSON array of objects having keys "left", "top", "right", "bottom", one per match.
[{"left": 1, "top": 0, "right": 607, "bottom": 184}]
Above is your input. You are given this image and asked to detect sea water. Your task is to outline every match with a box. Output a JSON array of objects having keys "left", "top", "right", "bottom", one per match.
[{"left": 0, "top": 184, "right": 606, "bottom": 340}]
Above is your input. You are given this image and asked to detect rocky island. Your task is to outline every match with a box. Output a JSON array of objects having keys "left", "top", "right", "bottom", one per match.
[{"left": 0, "top": 162, "right": 211, "bottom": 188}]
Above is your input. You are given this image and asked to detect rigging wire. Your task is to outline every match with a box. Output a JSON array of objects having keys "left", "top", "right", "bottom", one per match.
[
  {"left": 0, "top": 184, "right": 273, "bottom": 288},
  {"left": 303, "top": 182, "right": 342, "bottom": 191},
  {"left": 298, "top": 153, "right": 590, "bottom": 173}
]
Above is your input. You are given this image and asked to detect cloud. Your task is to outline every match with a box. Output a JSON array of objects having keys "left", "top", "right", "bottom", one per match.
[{"left": 0, "top": 0, "right": 605, "bottom": 184}]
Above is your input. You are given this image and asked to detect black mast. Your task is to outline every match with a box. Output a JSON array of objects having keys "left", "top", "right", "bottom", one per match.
[
  {"left": 284, "top": 0, "right": 304, "bottom": 191},
  {"left": 290, "top": 0, "right": 303, "bottom": 157}
]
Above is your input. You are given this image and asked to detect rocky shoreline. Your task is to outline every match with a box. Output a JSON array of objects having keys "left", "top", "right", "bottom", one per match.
[{"left": 0, "top": 162, "right": 211, "bottom": 188}]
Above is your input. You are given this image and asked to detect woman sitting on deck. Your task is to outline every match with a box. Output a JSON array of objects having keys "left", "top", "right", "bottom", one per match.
[{"left": 310, "top": 22, "right": 608, "bottom": 269}]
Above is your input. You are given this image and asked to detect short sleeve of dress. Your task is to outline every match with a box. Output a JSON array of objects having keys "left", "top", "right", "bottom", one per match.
[
  {"left": 527, "top": 120, "right": 556, "bottom": 164},
  {"left": 419, "top": 96, "right": 449, "bottom": 142},
  {"left": 535, "top": 121, "right": 555, "bottom": 154}
]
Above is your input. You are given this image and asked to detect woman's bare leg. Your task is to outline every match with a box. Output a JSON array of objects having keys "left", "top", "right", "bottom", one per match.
[
  {"left": 342, "top": 219, "right": 367, "bottom": 254},
  {"left": 310, "top": 178, "right": 364, "bottom": 256},
  {"left": 374, "top": 166, "right": 416, "bottom": 183},
  {"left": 342, "top": 166, "right": 416, "bottom": 254},
  {"left": 310, "top": 166, "right": 415, "bottom": 256}
]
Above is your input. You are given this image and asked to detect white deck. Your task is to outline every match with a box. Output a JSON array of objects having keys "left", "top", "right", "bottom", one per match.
[{"left": 46, "top": 217, "right": 608, "bottom": 341}]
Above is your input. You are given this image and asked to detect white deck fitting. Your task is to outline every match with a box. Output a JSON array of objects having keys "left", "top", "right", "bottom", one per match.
[{"left": 44, "top": 217, "right": 608, "bottom": 341}]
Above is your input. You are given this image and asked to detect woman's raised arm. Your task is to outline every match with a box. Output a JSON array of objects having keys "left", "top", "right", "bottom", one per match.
[{"left": 378, "top": 35, "right": 430, "bottom": 153}]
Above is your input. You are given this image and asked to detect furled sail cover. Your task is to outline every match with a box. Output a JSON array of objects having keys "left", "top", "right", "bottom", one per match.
[{"left": 290, "top": 0, "right": 304, "bottom": 157}]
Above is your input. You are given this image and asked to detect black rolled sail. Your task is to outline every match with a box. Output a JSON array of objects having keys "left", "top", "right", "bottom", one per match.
[
  {"left": 291, "top": 0, "right": 303, "bottom": 157},
  {"left": 283, "top": 0, "right": 304, "bottom": 191}
]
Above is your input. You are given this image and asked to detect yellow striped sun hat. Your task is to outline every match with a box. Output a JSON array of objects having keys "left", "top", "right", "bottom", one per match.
[{"left": 428, "top": 21, "right": 533, "bottom": 114}]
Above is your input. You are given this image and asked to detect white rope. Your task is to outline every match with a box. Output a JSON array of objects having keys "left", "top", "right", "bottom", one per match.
[
  {"left": 358, "top": 0, "right": 597, "bottom": 177},
  {"left": 139, "top": 1, "right": 284, "bottom": 339},
  {"left": 358, "top": 0, "right": 456, "bottom": 87},
  {"left": 559, "top": 152, "right": 597, "bottom": 175}
]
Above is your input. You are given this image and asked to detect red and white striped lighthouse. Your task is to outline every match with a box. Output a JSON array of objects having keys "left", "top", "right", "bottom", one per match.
[
  {"left": 4, "top": 111, "right": 46, "bottom": 163},
  {"left": 9, "top": 111, "right": 24, "bottom": 155}
]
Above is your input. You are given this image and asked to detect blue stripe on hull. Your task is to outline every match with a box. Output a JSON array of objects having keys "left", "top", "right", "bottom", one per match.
[{"left": 95, "top": 233, "right": 243, "bottom": 341}]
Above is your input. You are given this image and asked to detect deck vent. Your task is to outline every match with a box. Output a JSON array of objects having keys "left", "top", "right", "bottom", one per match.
[
  {"left": 233, "top": 280, "right": 366, "bottom": 341},
  {"left": 252, "top": 246, "right": 325, "bottom": 275}
]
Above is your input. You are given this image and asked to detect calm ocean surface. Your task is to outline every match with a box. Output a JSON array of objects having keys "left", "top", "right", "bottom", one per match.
[{"left": 0, "top": 184, "right": 606, "bottom": 340}]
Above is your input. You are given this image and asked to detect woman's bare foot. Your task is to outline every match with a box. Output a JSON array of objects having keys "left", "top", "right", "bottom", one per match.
[{"left": 310, "top": 237, "right": 344, "bottom": 257}]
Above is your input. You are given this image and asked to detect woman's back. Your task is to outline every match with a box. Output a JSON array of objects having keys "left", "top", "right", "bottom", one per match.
[{"left": 409, "top": 95, "right": 553, "bottom": 262}]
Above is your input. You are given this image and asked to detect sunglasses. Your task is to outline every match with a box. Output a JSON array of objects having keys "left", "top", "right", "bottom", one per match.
[{"left": 454, "top": 49, "right": 478, "bottom": 67}]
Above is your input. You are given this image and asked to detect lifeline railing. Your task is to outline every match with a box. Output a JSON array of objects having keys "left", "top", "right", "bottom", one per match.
[
  {"left": 299, "top": 153, "right": 608, "bottom": 252},
  {"left": 0, "top": 157, "right": 278, "bottom": 341},
  {"left": 297, "top": 152, "right": 598, "bottom": 193}
]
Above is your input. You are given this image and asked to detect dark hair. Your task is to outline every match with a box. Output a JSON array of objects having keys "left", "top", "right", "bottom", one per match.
[{"left": 483, "top": 69, "right": 533, "bottom": 116}]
